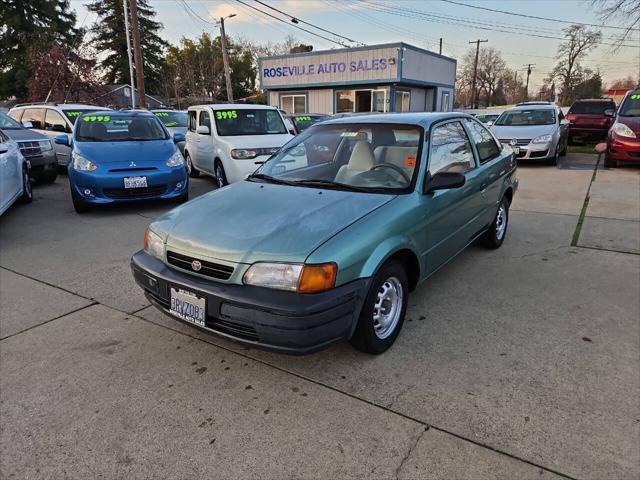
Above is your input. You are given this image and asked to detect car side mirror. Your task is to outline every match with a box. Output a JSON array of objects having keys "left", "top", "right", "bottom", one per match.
[
  {"left": 22, "top": 121, "right": 33, "bottom": 129},
  {"left": 173, "top": 132, "right": 186, "bottom": 143},
  {"left": 425, "top": 171, "right": 466, "bottom": 193},
  {"left": 196, "top": 125, "right": 210, "bottom": 135},
  {"left": 0, "top": 143, "right": 9, "bottom": 154},
  {"left": 603, "top": 109, "right": 615, "bottom": 117},
  {"left": 54, "top": 135, "right": 70, "bottom": 146},
  {"left": 486, "top": 121, "right": 493, "bottom": 127}
]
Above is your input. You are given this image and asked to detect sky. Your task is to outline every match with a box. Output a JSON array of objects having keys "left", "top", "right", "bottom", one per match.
[{"left": 68, "top": 0, "right": 639, "bottom": 92}]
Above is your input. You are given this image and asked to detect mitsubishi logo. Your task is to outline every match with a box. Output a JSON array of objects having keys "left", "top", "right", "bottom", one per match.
[
  {"left": 129, "top": 161, "right": 137, "bottom": 167},
  {"left": 191, "top": 260, "right": 202, "bottom": 272}
]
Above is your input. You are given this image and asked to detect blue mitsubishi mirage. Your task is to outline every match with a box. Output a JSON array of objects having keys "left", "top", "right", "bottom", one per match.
[{"left": 55, "top": 111, "right": 188, "bottom": 213}]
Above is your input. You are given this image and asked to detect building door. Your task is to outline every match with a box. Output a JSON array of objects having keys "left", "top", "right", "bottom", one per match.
[{"left": 355, "top": 90, "right": 372, "bottom": 112}]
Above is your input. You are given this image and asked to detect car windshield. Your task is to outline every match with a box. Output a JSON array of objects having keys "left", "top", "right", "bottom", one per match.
[
  {"left": 75, "top": 114, "right": 168, "bottom": 142},
  {"left": 63, "top": 109, "right": 110, "bottom": 125},
  {"left": 568, "top": 102, "right": 616, "bottom": 115},
  {"left": 292, "top": 115, "right": 329, "bottom": 132},
  {"left": 0, "top": 112, "right": 22, "bottom": 129},
  {"left": 494, "top": 109, "right": 556, "bottom": 126},
  {"left": 251, "top": 123, "right": 423, "bottom": 193},
  {"left": 153, "top": 111, "right": 188, "bottom": 128},
  {"left": 475, "top": 114, "right": 499, "bottom": 124},
  {"left": 619, "top": 93, "right": 640, "bottom": 117},
  {"left": 214, "top": 108, "right": 287, "bottom": 136}
]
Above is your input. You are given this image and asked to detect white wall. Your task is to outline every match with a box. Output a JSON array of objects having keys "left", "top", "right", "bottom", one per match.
[{"left": 401, "top": 48, "right": 456, "bottom": 87}]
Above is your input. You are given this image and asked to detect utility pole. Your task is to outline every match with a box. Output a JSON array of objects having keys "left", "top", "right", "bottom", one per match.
[
  {"left": 129, "top": 0, "right": 145, "bottom": 108},
  {"left": 438, "top": 38, "right": 442, "bottom": 55},
  {"left": 123, "top": 0, "right": 135, "bottom": 109},
  {"left": 469, "top": 39, "right": 487, "bottom": 109},
  {"left": 523, "top": 64, "right": 535, "bottom": 101},
  {"left": 218, "top": 15, "right": 236, "bottom": 103}
]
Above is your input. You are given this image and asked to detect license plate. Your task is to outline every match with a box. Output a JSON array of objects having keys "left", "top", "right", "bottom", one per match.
[
  {"left": 502, "top": 143, "right": 520, "bottom": 155},
  {"left": 170, "top": 287, "right": 206, "bottom": 327},
  {"left": 124, "top": 176, "right": 147, "bottom": 188}
]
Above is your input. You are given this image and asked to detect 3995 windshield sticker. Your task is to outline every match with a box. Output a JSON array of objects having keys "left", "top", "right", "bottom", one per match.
[
  {"left": 82, "top": 115, "right": 111, "bottom": 122},
  {"left": 66, "top": 111, "right": 82, "bottom": 118},
  {"left": 295, "top": 116, "right": 312, "bottom": 121},
  {"left": 630, "top": 94, "right": 640, "bottom": 100},
  {"left": 154, "top": 112, "right": 169, "bottom": 117},
  {"left": 215, "top": 110, "right": 238, "bottom": 120}
]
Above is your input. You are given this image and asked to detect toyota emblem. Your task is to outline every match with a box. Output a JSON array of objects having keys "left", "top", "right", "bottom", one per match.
[
  {"left": 191, "top": 260, "right": 202, "bottom": 272},
  {"left": 509, "top": 139, "right": 518, "bottom": 147}
]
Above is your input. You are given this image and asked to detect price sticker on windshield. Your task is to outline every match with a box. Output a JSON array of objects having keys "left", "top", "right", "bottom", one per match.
[
  {"left": 154, "top": 112, "right": 169, "bottom": 117},
  {"left": 631, "top": 94, "right": 640, "bottom": 100},
  {"left": 66, "top": 111, "right": 82, "bottom": 117},
  {"left": 216, "top": 110, "right": 238, "bottom": 120},
  {"left": 82, "top": 115, "right": 111, "bottom": 122},
  {"left": 295, "top": 116, "right": 311, "bottom": 121}
]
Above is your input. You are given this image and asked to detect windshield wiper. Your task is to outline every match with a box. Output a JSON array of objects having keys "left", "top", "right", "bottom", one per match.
[
  {"left": 246, "top": 173, "right": 297, "bottom": 186},
  {"left": 291, "top": 179, "right": 370, "bottom": 192}
]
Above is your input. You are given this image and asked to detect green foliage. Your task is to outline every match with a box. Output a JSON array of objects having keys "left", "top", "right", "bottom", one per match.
[
  {"left": 0, "top": 0, "right": 79, "bottom": 99},
  {"left": 87, "top": 0, "right": 167, "bottom": 93}
]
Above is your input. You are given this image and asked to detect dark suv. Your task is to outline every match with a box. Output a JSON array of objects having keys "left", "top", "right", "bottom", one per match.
[{"left": 566, "top": 99, "right": 616, "bottom": 143}]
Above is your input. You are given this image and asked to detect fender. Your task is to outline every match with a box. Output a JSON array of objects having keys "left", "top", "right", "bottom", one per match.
[{"left": 358, "top": 234, "right": 423, "bottom": 280}]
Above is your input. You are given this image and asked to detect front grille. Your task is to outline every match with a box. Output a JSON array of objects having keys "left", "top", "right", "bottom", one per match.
[
  {"left": 499, "top": 138, "right": 531, "bottom": 146},
  {"left": 18, "top": 141, "right": 42, "bottom": 157},
  {"left": 208, "top": 318, "right": 259, "bottom": 341},
  {"left": 529, "top": 150, "right": 549, "bottom": 158},
  {"left": 109, "top": 167, "right": 159, "bottom": 173},
  {"left": 103, "top": 186, "right": 166, "bottom": 199},
  {"left": 166, "top": 251, "right": 234, "bottom": 280},
  {"left": 147, "top": 290, "right": 170, "bottom": 309}
]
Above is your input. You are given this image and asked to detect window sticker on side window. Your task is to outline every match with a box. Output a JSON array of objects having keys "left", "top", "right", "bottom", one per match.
[
  {"left": 215, "top": 110, "right": 238, "bottom": 120},
  {"left": 66, "top": 111, "right": 82, "bottom": 118}
]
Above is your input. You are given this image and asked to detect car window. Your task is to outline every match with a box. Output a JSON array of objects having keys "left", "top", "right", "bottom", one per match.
[
  {"left": 153, "top": 111, "right": 187, "bottom": 128},
  {"left": 214, "top": 109, "right": 287, "bottom": 136},
  {"left": 75, "top": 114, "right": 168, "bottom": 142},
  {"left": 22, "top": 108, "right": 44, "bottom": 129},
  {"left": 188, "top": 111, "right": 197, "bottom": 131},
  {"left": 429, "top": 121, "right": 475, "bottom": 175},
  {"left": 199, "top": 110, "right": 211, "bottom": 129},
  {"left": 619, "top": 93, "right": 640, "bottom": 117},
  {"left": 0, "top": 130, "right": 9, "bottom": 143},
  {"left": 45, "top": 109, "right": 70, "bottom": 133},
  {"left": 568, "top": 102, "right": 616, "bottom": 115},
  {"left": 464, "top": 119, "right": 500, "bottom": 164},
  {"left": 0, "top": 112, "right": 23, "bottom": 130},
  {"left": 8, "top": 110, "right": 22, "bottom": 122},
  {"left": 494, "top": 109, "right": 556, "bottom": 126}
]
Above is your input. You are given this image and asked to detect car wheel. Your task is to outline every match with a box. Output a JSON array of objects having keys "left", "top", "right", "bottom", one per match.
[
  {"left": 20, "top": 165, "right": 33, "bottom": 204},
  {"left": 481, "top": 196, "right": 509, "bottom": 249},
  {"left": 551, "top": 144, "right": 560, "bottom": 166},
  {"left": 173, "top": 191, "right": 189, "bottom": 204},
  {"left": 185, "top": 153, "right": 200, "bottom": 178},
  {"left": 560, "top": 140, "right": 567, "bottom": 156},
  {"left": 71, "top": 188, "right": 90, "bottom": 213},
  {"left": 349, "top": 261, "right": 408, "bottom": 354},
  {"left": 215, "top": 161, "right": 228, "bottom": 188},
  {"left": 604, "top": 153, "right": 617, "bottom": 168}
]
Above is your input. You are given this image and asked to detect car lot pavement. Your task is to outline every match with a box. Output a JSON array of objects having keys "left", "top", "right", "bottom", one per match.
[{"left": 1, "top": 160, "right": 638, "bottom": 479}]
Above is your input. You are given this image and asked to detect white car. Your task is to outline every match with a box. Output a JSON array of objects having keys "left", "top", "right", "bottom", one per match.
[
  {"left": 9, "top": 103, "right": 111, "bottom": 166},
  {"left": 184, "top": 104, "right": 294, "bottom": 187},
  {"left": 0, "top": 130, "right": 32, "bottom": 216}
]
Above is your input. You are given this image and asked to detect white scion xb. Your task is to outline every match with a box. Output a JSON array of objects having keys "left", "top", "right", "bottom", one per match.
[{"left": 184, "top": 104, "right": 294, "bottom": 187}]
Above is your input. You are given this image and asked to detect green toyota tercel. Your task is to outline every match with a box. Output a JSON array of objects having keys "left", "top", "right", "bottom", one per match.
[{"left": 132, "top": 113, "right": 518, "bottom": 354}]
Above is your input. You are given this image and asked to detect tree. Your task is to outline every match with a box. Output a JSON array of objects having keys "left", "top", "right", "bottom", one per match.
[
  {"left": 572, "top": 71, "right": 603, "bottom": 101},
  {"left": 550, "top": 25, "right": 602, "bottom": 105},
  {"left": 87, "top": 0, "right": 167, "bottom": 93},
  {"left": 591, "top": 0, "right": 640, "bottom": 48},
  {"left": 0, "top": 0, "right": 79, "bottom": 100},
  {"left": 455, "top": 46, "right": 509, "bottom": 108}
]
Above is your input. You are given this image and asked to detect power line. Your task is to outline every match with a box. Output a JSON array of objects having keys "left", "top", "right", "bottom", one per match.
[
  {"left": 233, "top": 0, "right": 351, "bottom": 47},
  {"left": 441, "top": 0, "right": 639, "bottom": 32},
  {"left": 252, "top": 0, "right": 365, "bottom": 46}
]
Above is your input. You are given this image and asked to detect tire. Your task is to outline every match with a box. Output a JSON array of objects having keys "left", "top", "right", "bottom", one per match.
[
  {"left": 349, "top": 261, "right": 409, "bottom": 354},
  {"left": 550, "top": 144, "right": 560, "bottom": 166},
  {"left": 173, "top": 191, "right": 189, "bottom": 204},
  {"left": 185, "top": 153, "right": 200, "bottom": 178},
  {"left": 604, "top": 153, "right": 617, "bottom": 168},
  {"left": 20, "top": 165, "right": 33, "bottom": 204},
  {"left": 71, "top": 188, "right": 90, "bottom": 213},
  {"left": 214, "top": 160, "right": 228, "bottom": 188},
  {"left": 560, "top": 140, "right": 567, "bottom": 157},
  {"left": 34, "top": 169, "right": 57, "bottom": 184},
  {"left": 481, "top": 196, "right": 509, "bottom": 249}
]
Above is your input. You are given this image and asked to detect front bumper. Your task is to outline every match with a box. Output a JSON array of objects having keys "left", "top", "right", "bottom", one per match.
[
  {"left": 131, "top": 251, "right": 371, "bottom": 354},
  {"left": 22, "top": 149, "right": 57, "bottom": 175},
  {"left": 514, "top": 144, "right": 554, "bottom": 161},
  {"left": 69, "top": 166, "right": 188, "bottom": 204},
  {"left": 224, "top": 155, "right": 272, "bottom": 183},
  {"left": 607, "top": 134, "right": 640, "bottom": 162}
]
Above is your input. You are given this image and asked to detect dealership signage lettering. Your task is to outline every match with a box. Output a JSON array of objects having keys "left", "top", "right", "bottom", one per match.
[{"left": 263, "top": 58, "right": 390, "bottom": 78}]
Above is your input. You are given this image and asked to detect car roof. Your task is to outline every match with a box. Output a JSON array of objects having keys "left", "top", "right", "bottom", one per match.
[
  {"left": 79, "top": 110, "right": 154, "bottom": 117},
  {"left": 507, "top": 104, "right": 557, "bottom": 111},
  {"left": 321, "top": 112, "right": 473, "bottom": 128},
  {"left": 189, "top": 104, "right": 278, "bottom": 111},
  {"left": 286, "top": 113, "right": 326, "bottom": 117}
]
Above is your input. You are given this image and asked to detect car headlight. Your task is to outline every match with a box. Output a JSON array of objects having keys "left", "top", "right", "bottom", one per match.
[
  {"left": 144, "top": 229, "right": 165, "bottom": 260},
  {"left": 39, "top": 140, "right": 53, "bottom": 152},
  {"left": 231, "top": 149, "right": 258, "bottom": 159},
  {"left": 243, "top": 262, "right": 337, "bottom": 293},
  {"left": 166, "top": 150, "right": 185, "bottom": 167},
  {"left": 72, "top": 151, "right": 97, "bottom": 171},
  {"left": 612, "top": 122, "right": 636, "bottom": 138},
  {"left": 531, "top": 134, "right": 552, "bottom": 144}
]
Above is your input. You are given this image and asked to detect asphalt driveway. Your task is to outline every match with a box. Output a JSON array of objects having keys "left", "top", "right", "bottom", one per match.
[{"left": 1, "top": 157, "right": 638, "bottom": 479}]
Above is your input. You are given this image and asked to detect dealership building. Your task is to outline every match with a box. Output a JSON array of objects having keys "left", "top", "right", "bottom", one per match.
[{"left": 259, "top": 42, "right": 456, "bottom": 115}]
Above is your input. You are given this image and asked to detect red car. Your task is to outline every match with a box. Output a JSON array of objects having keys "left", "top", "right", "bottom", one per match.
[
  {"left": 606, "top": 89, "right": 640, "bottom": 168},
  {"left": 566, "top": 98, "right": 616, "bottom": 143}
]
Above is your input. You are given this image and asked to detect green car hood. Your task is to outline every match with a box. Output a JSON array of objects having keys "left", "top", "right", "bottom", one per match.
[{"left": 160, "top": 180, "right": 395, "bottom": 264}]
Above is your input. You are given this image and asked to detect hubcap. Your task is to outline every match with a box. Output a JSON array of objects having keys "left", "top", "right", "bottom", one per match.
[
  {"left": 373, "top": 276, "right": 403, "bottom": 339},
  {"left": 23, "top": 169, "right": 31, "bottom": 197},
  {"left": 496, "top": 205, "right": 507, "bottom": 240},
  {"left": 216, "top": 167, "right": 224, "bottom": 187},
  {"left": 186, "top": 156, "right": 192, "bottom": 174}
]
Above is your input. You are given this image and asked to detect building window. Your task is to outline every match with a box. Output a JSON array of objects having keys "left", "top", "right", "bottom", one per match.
[
  {"left": 441, "top": 92, "right": 451, "bottom": 112},
  {"left": 123, "top": 87, "right": 131, "bottom": 98},
  {"left": 395, "top": 91, "right": 410, "bottom": 112},
  {"left": 335, "top": 89, "right": 388, "bottom": 113},
  {"left": 281, "top": 94, "right": 306, "bottom": 114}
]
